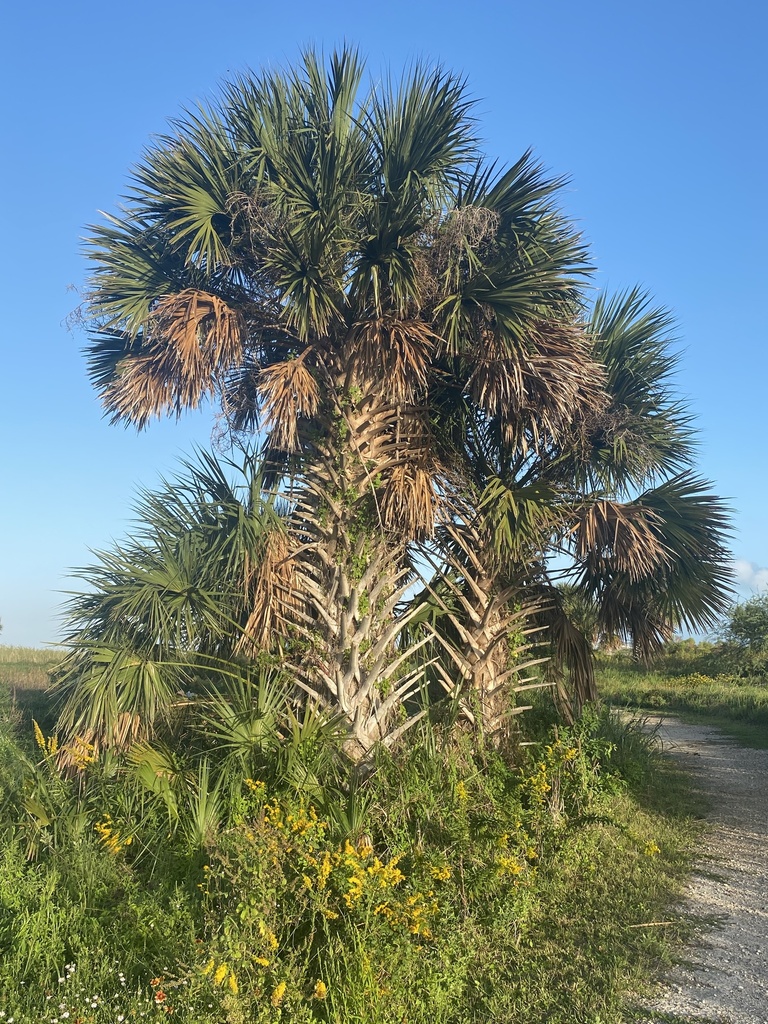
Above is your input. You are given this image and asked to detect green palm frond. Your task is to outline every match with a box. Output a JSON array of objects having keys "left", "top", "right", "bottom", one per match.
[
  {"left": 367, "top": 62, "right": 476, "bottom": 199},
  {"left": 132, "top": 106, "right": 245, "bottom": 268},
  {"left": 55, "top": 448, "right": 297, "bottom": 744},
  {"left": 575, "top": 473, "right": 733, "bottom": 657},
  {"left": 572, "top": 288, "right": 696, "bottom": 491},
  {"left": 85, "top": 215, "right": 187, "bottom": 334},
  {"left": 197, "top": 663, "right": 288, "bottom": 767},
  {"left": 478, "top": 477, "right": 562, "bottom": 562}
]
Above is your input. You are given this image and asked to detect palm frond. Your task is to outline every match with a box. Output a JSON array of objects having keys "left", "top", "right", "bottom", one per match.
[
  {"left": 576, "top": 474, "right": 733, "bottom": 658},
  {"left": 570, "top": 498, "right": 669, "bottom": 581},
  {"left": 256, "top": 352, "right": 321, "bottom": 451},
  {"left": 478, "top": 477, "right": 562, "bottom": 562},
  {"left": 574, "top": 288, "right": 696, "bottom": 490},
  {"left": 345, "top": 318, "right": 437, "bottom": 401},
  {"left": 379, "top": 462, "right": 438, "bottom": 540},
  {"left": 90, "top": 290, "right": 244, "bottom": 426}
]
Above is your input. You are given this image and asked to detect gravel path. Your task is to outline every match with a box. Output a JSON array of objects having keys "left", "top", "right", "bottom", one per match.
[{"left": 635, "top": 716, "right": 768, "bottom": 1024}]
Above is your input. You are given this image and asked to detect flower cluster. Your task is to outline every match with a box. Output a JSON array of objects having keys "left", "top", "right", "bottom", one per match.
[
  {"left": 201, "top": 960, "right": 238, "bottom": 994},
  {"left": 374, "top": 890, "right": 438, "bottom": 938},
  {"left": 94, "top": 815, "right": 133, "bottom": 855},
  {"left": 338, "top": 839, "right": 405, "bottom": 909},
  {"left": 33, "top": 720, "right": 58, "bottom": 757},
  {"left": 495, "top": 854, "right": 525, "bottom": 878},
  {"left": 150, "top": 976, "right": 175, "bottom": 1014},
  {"left": 524, "top": 761, "right": 551, "bottom": 803},
  {"left": 65, "top": 735, "right": 97, "bottom": 771}
]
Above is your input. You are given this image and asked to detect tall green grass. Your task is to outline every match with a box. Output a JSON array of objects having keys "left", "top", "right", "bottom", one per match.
[
  {"left": 0, "top": 645, "right": 63, "bottom": 731},
  {"left": 597, "top": 653, "right": 768, "bottom": 748},
  {"left": 0, "top": 645, "right": 63, "bottom": 689}
]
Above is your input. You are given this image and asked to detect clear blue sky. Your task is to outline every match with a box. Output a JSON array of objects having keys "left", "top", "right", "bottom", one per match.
[{"left": 1, "top": 0, "right": 766, "bottom": 646}]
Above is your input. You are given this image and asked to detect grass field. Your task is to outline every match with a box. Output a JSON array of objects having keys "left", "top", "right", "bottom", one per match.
[
  {"left": 597, "top": 653, "right": 768, "bottom": 749},
  {"left": 0, "top": 645, "right": 63, "bottom": 726},
  {"left": 0, "top": 645, "right": 63, "bottom": 686}
]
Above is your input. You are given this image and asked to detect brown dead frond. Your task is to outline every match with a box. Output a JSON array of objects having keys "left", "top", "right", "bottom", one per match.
[
  {"left": 572, "top": 500, "right": 669, "bottom": 581},
  {"left": 470, "top": 320, "right": 608, "bottom": 451},
  {"left": 103, "top": 289, "right": 244, "bottom": 426},
  {"left": 375, "top": 403, "right": 443, "bottom": 539},
  {"left": 379, "top": 463, "right": 438, "bottom": 540},
  {"left": 256, "top": 350, "right": 320, "bottom": 451},
  {"left": 56, "top": 713, "right": 142, "bottom": 772},
  {"left": 346, "top": 318, "right": 438, "bottom": 401},
  {"left": 238, "top": 528, "right": 300, "bottom": 652},
  {"left": 630, "top": 612, "right": 674, "bottom": 663},
  {"left": 596, "top": 586, "right": 672, "bottom": 664},
  {"left": 543, "top": 603, "right": 596, "bottom": 718}
]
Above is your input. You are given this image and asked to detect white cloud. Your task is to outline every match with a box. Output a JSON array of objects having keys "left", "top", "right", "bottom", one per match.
[{"left": 734, "top": 559, "right": 768, "bottom": 593}]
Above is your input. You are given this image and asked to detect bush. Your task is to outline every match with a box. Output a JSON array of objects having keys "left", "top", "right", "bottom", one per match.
[{"left": 714, "top": 593, "right": 768, "bottom": 676}]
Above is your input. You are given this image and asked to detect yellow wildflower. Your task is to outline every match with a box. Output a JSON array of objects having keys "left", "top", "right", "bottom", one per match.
[
  {"left": 497, "top": 855, "right": 524, "bottom": 877},
  {"left": 430, "top": 864, "right": 451, "bottom": 881},
  {"left": 317, "top": 850, "right": 332, "bottom": 889},
  {"left": 213, "top": 963, "right": 228, "bottom": 986},
  {"left": 271, "top": 981, "right": 287, "bottom": 1007},
  {"left": 228, "top": 971, "right": 238, "bottom": 995},
  {"left": 67, "top": 735, "right": 96, "bottom": 770},
  {"left": 94, "top": 817, "right": 130, "bottom": 855},
  {"left": 644, "top": 841, "right": 661, "bottom": 857},
  {"left": 258, "top": 921, "right": 279, "bottom": 950},
  {"left": 33, "top": 720, "right": 46, "bottom": 752},
  {"left": 312, "top": 979, "right": 328, "bottom": 1000},
  {"left": 344, "top": 867, "right": 365, "bottom": 908}
]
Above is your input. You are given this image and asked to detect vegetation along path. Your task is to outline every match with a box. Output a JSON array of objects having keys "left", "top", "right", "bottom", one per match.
[{"left": 638, "top": 715, "right": 768, "bottom": 1024}]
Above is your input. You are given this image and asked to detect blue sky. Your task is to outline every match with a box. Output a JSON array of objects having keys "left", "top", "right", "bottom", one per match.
[{"left": 1, "top": 0, "right": 766, "bottom": 646}]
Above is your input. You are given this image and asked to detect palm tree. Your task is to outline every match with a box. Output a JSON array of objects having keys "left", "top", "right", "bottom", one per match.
[
  {"left": 421, "top": 288, "right": 732, "bottom": 719},
  {"left": 76, "top": 48, "right": 732, "bottom": 752}
]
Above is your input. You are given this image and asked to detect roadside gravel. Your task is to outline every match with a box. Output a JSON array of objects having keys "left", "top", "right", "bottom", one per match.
[{"left": 635, "top": 716, "right": 768, "bottom": 1024}]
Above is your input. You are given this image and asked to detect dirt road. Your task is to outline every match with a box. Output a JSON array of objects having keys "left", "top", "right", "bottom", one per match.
[{"left": 636, "top": 716, "right": 768, "bottom": 1024}]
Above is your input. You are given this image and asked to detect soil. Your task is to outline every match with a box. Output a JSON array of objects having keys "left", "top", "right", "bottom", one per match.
[{"left": 634, "top": 716, "right": 768, "bottom": 1024}]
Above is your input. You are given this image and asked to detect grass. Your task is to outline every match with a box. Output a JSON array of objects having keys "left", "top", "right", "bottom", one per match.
[
  {"left": 0, "top": 644, "right": 64, "bottom": 691},
  {"left": 597, "top": 653, "right": 768, "bottom": 749},
  {"left": 0, "top": 644, "right": 63, "bottom": 727},
  {"left": 0, "top": 665, "right": 706, "bottom": 1023}
]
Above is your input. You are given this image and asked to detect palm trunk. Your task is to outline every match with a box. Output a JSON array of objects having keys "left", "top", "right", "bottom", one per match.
[
  {"left": 416, "top": 515, "right": 548, "bottom": 743},
  {"left": 284, "top": 383, "right": 434, "bottom": 756}
]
